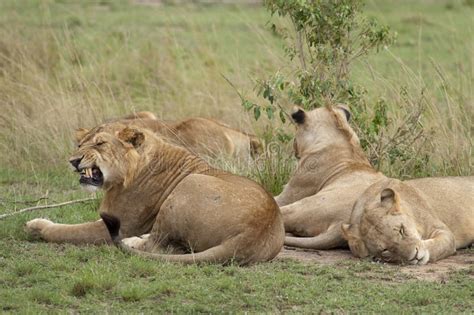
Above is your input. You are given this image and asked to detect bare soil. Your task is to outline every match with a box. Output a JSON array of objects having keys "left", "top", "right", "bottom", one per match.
[{"left": 277, "top": 247, "right": 474, "bottom": 282}]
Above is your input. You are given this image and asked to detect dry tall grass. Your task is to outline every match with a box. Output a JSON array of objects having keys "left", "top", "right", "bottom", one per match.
[
  {"left": 359, "top": 53, "right": 473, "bottom": 178},
  {"left": 0, "top": 1, "right": 471, "bottom": 184},
  {"left": 0, "top": 2, "right": 278, "bottom": 172}
]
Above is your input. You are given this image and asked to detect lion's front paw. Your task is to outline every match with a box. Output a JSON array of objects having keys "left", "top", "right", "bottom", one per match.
[
  {"left": 25, "top": 218, "right": 54, "bottom": 239},
  {"left": 121, "top": 236, "right": 147, "bottom": 250},
  {"left": 408, "top": 245, "right": 430, "bottom": 265}
]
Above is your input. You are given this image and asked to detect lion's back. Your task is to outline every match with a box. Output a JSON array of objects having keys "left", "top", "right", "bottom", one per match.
[
  {"left": 406, "top": 176, "right": 473, "bottom": 213},
  {"left": 172, "top": 118, "right": 259, "bottom": 158},
  {"left": 405, "top": 176, "right": 474, "bottom": 243}
]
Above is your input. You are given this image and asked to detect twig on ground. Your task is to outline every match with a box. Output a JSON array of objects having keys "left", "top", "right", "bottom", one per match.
[
  {"left": 0, "top": 197, "right": 97, "bottom": 220},
  {"left": 0, "top": 197, "right": 51, "bottom": 206}
]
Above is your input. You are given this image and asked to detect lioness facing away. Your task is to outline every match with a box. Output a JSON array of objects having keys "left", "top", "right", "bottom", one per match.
[
  {"left": 275, "top": 105, "right": 386, "bottom": 249},
  {"left": 108, "top": 111, "right": 262, "bottom": 160},
  {"left": 25, "top": 124, "right": 284, "bottom": 265},
  {"left": 275, "top": 105, "right": 460, "bottom": 251},
  {"left": 341, "top": 177, "right": 474, "bottom": 264}
]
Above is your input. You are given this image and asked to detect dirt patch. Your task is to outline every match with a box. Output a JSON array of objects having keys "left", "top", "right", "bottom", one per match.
[{"left": 277, "top": 247, "right": 473, "bottom": 282}]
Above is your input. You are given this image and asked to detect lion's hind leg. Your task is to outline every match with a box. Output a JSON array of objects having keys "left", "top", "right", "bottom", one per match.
[
  {"left": 121, "top": 234, "right": 150, "bottom": 251},
  {"left": 119, "top": 234, "right": 190, "bottom": 255},
  {"left": 100, "top": 213, "right": 239, "bottom": 264}
]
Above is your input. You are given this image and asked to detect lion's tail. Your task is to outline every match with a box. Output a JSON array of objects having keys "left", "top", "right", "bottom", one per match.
[
  {"left": 121, "top": 243, "right": 235, "bottom": 265},
  {"left": 100, "top": 213, "right": 237, "bottom": 265},
  {"left": 284, "top": 225, "right": 345, "bottom": 250}
]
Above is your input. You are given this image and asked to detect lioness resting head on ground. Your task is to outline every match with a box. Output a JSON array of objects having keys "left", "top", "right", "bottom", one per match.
[
  {"left": 109, "top": 111, "right": 262, "bottom": 160},
  {"left": 25, "top": 123, "right": 284, "bottom": 265},
  {"left": 275, "top": 105, "right": 386, "bottom": 249},
  {"left": 341, "top": 177, "right": 474, "bottom": 264}
]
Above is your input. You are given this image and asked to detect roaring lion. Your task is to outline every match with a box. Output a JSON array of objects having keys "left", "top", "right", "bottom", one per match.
[
  {"left": 25, "top": 123, "right": 284, "bottom": 265},
  {"left": 341, "top": 177, "right": 474, "bottom": 264},
  {"left": 274, "top": 105, "right": 386, "bottom": 249},
  {"left": 108, "top": 111, "right": 262, "bottom": 160}
]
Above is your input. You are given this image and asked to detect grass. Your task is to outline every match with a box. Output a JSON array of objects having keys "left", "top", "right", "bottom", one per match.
[
  {"left": 354, "top": 0, "right": 473, "bottom": 177},
  {"left": 0, "top": 0, "right": 472, "bottom": 177},
  {"left": 0, "top": 0, "right": 473, "bottom": 313},
  {"left": 1, "top": 211, "right": 473, "bottom": 313}
]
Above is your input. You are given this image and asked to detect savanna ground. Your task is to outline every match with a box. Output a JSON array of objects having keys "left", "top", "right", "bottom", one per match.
[{"left": 0, "top": 0, "right": 473, "bottom": 313}]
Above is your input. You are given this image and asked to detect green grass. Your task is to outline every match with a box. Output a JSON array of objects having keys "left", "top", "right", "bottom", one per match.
[
  {"left": 0, "top": 0, "right": 473, "bottom": 313},
  {"left": 1, "top": 231, "right": 472, "bottom": 313},
  {"left": 1, "top": 171, "right": 473, "bottom": 313}
]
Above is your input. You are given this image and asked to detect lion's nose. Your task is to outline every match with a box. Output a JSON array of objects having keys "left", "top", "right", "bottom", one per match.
[{"left": 69, "top": 157, "right": 82, "bottom": 170}]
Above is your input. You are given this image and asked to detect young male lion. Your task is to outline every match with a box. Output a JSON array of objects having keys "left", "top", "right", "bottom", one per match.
[
  {"left": 109, "top": 111, "right": 262, "bottom": 160},
  {"left": 25, "top": 124, "right": 284, "bottom": 265},
  {"left": 341, "top": 177, "right": 474, "bottom": 265}
]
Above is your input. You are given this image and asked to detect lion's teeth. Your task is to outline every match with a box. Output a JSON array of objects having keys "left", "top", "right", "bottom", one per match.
[{"left": 81, "top": 168, "right": 95, "bottom": 178}]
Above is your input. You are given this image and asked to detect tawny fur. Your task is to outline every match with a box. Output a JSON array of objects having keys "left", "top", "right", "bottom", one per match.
[
  {"left": 110, "top": 111, "right": 262, "bottom": 160},
  {"left": 25, "top": 124, "right": 283, "bottom": 265},
  {"left": 277, "top": 105, "right": 474, "bottom": 259},
  {"left": 274, "top": 105, "right": 386, "bottom": 250},
  {"left": 341, "top": 177, "right": 474, "bottom": 265}
]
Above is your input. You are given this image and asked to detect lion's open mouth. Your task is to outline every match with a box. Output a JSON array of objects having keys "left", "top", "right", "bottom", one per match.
[{"left": 79, "top": 166, "right": 103, "bottom": 187}]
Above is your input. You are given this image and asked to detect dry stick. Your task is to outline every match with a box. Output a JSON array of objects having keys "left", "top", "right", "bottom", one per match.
[
  {"left": 1, "top": 197, "right": 50, "bottom": 206},
  {"left": 0, "top": 197, "right": 97, "bottom": 220}
]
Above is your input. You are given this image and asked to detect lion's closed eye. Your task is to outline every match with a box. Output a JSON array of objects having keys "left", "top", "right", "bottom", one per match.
[{"left": 399, "top": 224, "right": 406, "bottom": 237}]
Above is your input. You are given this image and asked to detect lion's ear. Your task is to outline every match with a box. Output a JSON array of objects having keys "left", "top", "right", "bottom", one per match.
[
  {"left": 336, "top": 104, "right": 351, "bottom": 121},
  {"left": 381, "top": 188, "right": 402, "bottom": 214},
  {"left": 117, "top": 127, "right": 145, "bottom": 148},
  {"left": 75, "top": 128, "right": 89, "bottom": 143},
  {"left": 291, "top": 106, "right": 306, "bottom": 125}
]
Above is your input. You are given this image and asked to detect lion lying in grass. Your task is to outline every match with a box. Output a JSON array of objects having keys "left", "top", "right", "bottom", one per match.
[
  {"left": 277, "top": 105, "right": 473, "bottom": 262},
  {"left": 25, "top": 123, "right": 284, "bottom": 265},
  {"left": 274, "top": 105, "right": 386, "bottom": 249},
  {"left": 110, "top": 111, "right": 262, "bottom": 160},
  {"left": 341, "top": 177, "right": 474, "bottom": 264}
]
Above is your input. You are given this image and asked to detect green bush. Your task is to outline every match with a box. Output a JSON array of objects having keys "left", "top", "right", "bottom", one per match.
[{"left": 239, "top": 0, "right": 449, "bottom": 178}]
